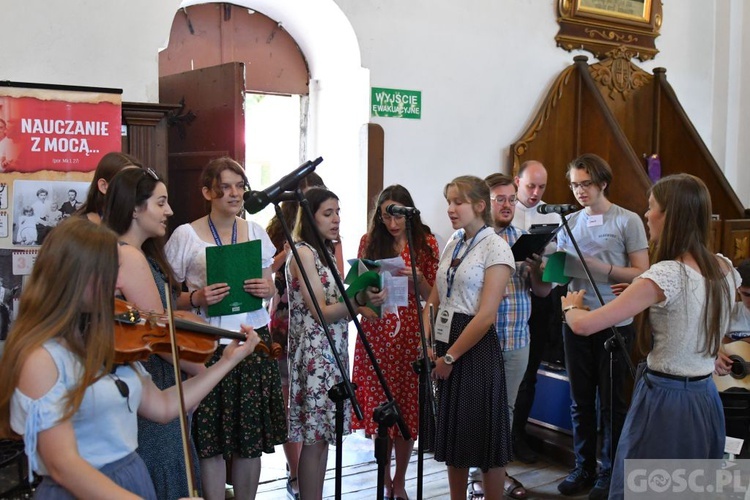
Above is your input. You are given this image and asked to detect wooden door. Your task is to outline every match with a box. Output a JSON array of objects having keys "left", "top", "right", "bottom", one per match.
[{"left": 159, "top": 62, "right": 246, "bottom": 231}]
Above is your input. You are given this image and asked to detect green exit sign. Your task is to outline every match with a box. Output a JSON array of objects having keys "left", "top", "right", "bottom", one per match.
[{"left": 371, "top": 87, "right": 421, "bottom": 119}]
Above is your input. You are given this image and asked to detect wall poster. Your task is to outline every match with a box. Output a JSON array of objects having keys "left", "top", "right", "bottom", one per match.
[{"left": 0, "top": 81, "right": 121, "bottom": 342}]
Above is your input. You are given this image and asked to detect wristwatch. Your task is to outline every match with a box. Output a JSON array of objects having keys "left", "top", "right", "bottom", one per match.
[{"left": 444, "top": 353, "right": 455, "bottom": 365}]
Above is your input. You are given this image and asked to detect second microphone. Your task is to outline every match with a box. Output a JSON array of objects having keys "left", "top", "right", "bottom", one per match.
[
  {"left": 537, "top": 203, "right": 579, "bottom": 215},
  {"left": 386, "top": 204, "right": 420, "bottom": 217}
]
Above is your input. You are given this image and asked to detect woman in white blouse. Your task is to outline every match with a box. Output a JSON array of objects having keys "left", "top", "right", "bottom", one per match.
[
  {"left": 562, "top": 174, "right": 739, "bottom": 500},
  {"left": 165, "top": 157, "right": 286, "bottom": 500}
]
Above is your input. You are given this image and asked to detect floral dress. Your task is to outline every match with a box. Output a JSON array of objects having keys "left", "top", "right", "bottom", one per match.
[
  {"left": 351, "top": 234, "right": 439, "bottom": 439},
  {"left": 286, "top": 242, "right": 351, "bottom": 444}
]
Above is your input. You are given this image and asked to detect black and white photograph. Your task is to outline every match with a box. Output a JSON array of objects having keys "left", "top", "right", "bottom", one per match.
[
  {"left": 12, "top": 179, "right": 89, "bottom": 246},
  {"left": 0, "top": 250, "right": 21, "bottom": 344}
]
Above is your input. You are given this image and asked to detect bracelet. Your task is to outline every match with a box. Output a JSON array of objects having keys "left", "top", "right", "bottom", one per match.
[
  {"left": 189, "top": 290, "right": 199, "bottom": 309},
  {"left": 562, "top": 305, "right": 579, "bottom": 313},
  {"left": 354, "top": 291, "right": 366, "bottom": 307},
  {"left": 608, "top": 264, "right": 614, "bottom": 278}
]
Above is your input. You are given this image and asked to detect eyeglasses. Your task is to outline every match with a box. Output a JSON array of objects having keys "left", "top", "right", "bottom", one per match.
[
  {"left": 110, "top": 373, "right": 132, "bottom": 413},
  {"left": 380, "top": 213, "right": 404, "bottom": 223},
  {"left": 490, "top": 195, "right": 517, "bottom": 205},
  {"left": 569, "top": 180, "right": 595, "bottom": 191}
]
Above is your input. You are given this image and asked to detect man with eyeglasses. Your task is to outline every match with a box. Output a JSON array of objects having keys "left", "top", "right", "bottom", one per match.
[
  {"left": 466, "top": 173, "right": 552, "bottom": 500},
  {"left": 556, "top": 154, "right": 648, "bottom": 500},
  {"left": 509, "top": 160, "right": 561, "bottom": 466}
]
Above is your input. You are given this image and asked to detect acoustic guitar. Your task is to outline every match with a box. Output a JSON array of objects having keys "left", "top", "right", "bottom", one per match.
[{"left": 714, "top": 340, "right": 750, "bottom": 392}]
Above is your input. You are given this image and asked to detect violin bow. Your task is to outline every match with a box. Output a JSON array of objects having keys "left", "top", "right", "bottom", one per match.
[{"left": 164, "top": 284, "right": 199, "bottom": 497}]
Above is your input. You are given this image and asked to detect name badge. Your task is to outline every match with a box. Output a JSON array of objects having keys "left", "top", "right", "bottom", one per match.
[
  {"left": 434, "top": 307, "right": 454, "bottom": 344},
  {"left": 587, "top": 214, "right": 603, "bottom": 227}
]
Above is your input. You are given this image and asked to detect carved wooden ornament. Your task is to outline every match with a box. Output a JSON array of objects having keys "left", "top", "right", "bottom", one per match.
[{"left": 556, "top": 0, "right": 663, "bottom": 62}]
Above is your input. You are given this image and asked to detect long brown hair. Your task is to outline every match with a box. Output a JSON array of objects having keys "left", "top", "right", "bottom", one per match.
[
  {"left": 78, "top": 151, "right": 142, "bottom": 217},
  {"left": 102, "top": 168, "right": 178, "bottom": 294},
  {"left": 292, "top": 187, "right": 339, "bottom": 259},
  {"left": 634, "top": 174, "right": 732, "bottom": 359},
  {"left": 0, "top": 218, "right": 119, "bottom": 437},
  {"left": 362, "top": 184, "right": 435, "bottom": 261},
  {"left": 265, "top": 171, "right": 326, "bottom": 252}
]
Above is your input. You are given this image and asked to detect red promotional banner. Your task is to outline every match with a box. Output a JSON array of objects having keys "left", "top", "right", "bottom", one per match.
[
  {"left": 0, "top": 88, "right": 121, "bottom": 173},
  {"left": 0, "top": 84, "right": 121, "bottom": 345}
]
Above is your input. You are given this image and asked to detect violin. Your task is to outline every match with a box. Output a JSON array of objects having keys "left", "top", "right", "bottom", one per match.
[{"left": 113, "top": 298, "right": 283, "bottom": 364}]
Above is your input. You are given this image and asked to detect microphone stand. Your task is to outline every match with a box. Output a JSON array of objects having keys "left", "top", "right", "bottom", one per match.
[
  {"left": 398, "top": 212, "right": 437, "bottom": 500},
  {"left": 557, "top": 210, "right": 636, "bottom": 479},
  {"left": 272, "top": 189, "right": 412, "bottom": 500}
]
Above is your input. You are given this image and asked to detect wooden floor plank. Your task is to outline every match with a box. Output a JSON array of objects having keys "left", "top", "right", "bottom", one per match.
[{"left": 252, "top": 429, "right": 580, "bottom": 499}]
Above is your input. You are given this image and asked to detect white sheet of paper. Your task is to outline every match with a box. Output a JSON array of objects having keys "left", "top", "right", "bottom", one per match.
[
  {"left": 377, "top": 256, "right": 406, "bottom": 274},
  {"left": 383, "top": 272, "right": 408, "bottom": 309},
  {"left": 564, "top": 252, "right": 609, "bottom": 282},
  {"left": 725, "top": 436, "right": 744, "bottom": 456},
  {"left": 575, "top": 238, "right": 606, "bottom": 256}
]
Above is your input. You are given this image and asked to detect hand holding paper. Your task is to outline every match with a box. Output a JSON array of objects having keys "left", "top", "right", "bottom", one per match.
[{"left": 345, "top": 257, "right": 408, "bottom": 316}]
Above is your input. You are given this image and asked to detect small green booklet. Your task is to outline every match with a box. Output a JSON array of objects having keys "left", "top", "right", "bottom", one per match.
[
  {"left": 205, "top": 240, "right": 262, "bottom": 317},
  {"left": 344, "top": 258, "right": 384, "bottom": 315}
]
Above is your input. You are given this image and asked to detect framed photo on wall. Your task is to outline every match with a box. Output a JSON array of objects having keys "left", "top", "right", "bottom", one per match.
[{"left": 555, "top": 0, "right": 662, "bottom": 61}]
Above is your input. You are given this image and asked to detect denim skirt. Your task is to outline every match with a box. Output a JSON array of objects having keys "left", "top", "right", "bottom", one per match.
[
  {"left": 34, "top": 451, "right": 157, "bottom": 499},
  {"left": 609, "top": 371, "right": 724, "bottom": 500}
]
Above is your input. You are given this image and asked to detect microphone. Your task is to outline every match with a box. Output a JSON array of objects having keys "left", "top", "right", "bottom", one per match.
[
  {"left": 274, "top": 191, "right": 299, "bottom": 203},
  {"left": 386, "top": 204, "right": 420, "bottom": 217},
  {"left": 243, "top": 157, "right": 323, "bottom": 214},
  {"left": 536, "top": 203, "right": 579, "bottom": 215}
]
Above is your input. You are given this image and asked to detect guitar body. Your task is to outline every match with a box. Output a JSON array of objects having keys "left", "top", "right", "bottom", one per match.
[{"left": 714, "top": 340, "right": 750, "bottom": 392}]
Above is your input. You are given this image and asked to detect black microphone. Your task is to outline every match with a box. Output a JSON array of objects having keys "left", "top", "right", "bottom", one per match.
[
  {"left": 536, "top": 203, "right": 579, "bottom": 215},
  {"left": 274, "top": 191, "right": 299, "bottom": 203},
  {"left": 386, "top": 204, "right": 420, "bottom": 217},
  {"left": 243, "top": 157, "right": 323, "bottom": 214}
]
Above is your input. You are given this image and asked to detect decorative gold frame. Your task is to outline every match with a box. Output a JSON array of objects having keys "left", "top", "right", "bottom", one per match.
[{"left": 556, "top": 0, "right": 662, "bottom": 61}]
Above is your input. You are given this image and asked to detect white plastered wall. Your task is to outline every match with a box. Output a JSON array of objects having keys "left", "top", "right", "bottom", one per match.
[{"left": 0, "top": 0, "right": 747, "bottom": 243}]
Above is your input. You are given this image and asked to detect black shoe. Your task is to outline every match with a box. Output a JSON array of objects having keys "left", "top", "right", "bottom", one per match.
[
  {"left": 512, "top": 436, "right": 538, "bottom": 464},
  {"left": 588, "top": 471, "right": 611, "bottom": 500},
  {"left": 558, "top": 467, "right": 596, "bottom": 496}
]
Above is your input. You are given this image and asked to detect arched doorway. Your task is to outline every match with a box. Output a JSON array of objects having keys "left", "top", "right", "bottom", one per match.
[{"left": 160, "top": 0, "right": 370, "bottom": 256}]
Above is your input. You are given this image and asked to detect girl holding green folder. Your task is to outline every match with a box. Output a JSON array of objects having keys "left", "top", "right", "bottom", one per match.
[{"left": 165, "top": 157, "right": 287, "bottom": 500}]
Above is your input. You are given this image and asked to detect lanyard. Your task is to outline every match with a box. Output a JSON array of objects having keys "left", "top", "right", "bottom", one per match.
[
  {"left": 446, "top": 225, "right": 487, "bottom": 298},
  {"left": 207, "top": 215, "right": 237, "bottom": 246}
]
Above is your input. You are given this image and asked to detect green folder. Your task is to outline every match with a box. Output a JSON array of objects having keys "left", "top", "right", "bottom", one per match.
[
  {"left": 205, "top": 240, "right": 262, "bottom": 317},
  {"left": 343, "top": 270, "right": 383, "bottom": 315},
  {"left": 344, "top": 258, "right": 380, "bottom": 284},
  {"left": 542, "top": 251, "right": 572, "bottom": 285}
]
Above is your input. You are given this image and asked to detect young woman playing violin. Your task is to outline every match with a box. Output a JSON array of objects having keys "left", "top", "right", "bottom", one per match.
[
  {"left": 103, "top": 167, "right": 205, "bottom": 500},
  {"left": 0, "top": 217, "right": 260, "bottom": 499},
  {"left": 165, "top": 157, "right": 286, "bottom": 500}
]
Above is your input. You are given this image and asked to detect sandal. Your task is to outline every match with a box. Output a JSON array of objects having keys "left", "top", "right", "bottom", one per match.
[
  {"left": 467, "top": 479, "right": 484, "bottom": 499},
  {"left": 286, "top": 476, "right": 300, "bottom": 500},
  {"left": 504, "top": 475, "right": 527, "bottom": 499}
]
